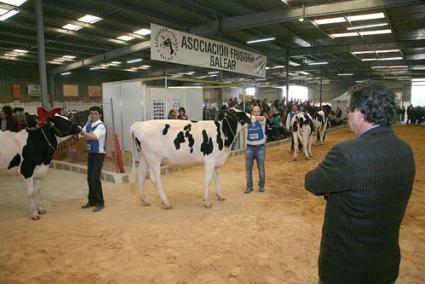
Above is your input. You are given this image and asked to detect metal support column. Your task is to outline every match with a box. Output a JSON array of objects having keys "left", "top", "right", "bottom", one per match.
[
  {"left": 35, "top": 0, "right": 49, "bottom": 109},
  {"left": 286, "top": 50, "right": 290, "bottom": 105},
  {"left": 319, "top": 68, "right": 323, "bottom": 107},
  {"left": 165, "top": 76, "right": 168, "bottom": 119}
]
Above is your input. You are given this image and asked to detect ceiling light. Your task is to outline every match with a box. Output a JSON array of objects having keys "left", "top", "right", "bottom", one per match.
[
  {"left": 124, "top": 69, "right": 137, "bottom": 72},
  {"left": 62, "top": 23, "right": 82, "bottom": 31},
  {"left": 108, "top": 39, "right": 126, "bottom": 45},
  {"left": 110, "top": 61, "right": 122, "bottom": 65},
  {"left": 63, "top": 55, "right": 76, "bottom": 59},
  {"left": 78, "top": 14, "right": 102, "bottom": 24},
  {"left": 298, "top": 71, "right": 310, "bottom": 75},
  {"left": 294, "top": 37, "right": 311, "bottom": 47},
  {"left": 0, "top": 0, "right": 27, "bottom": 6},
  {"left": 0, "top": 8, "right": 18, "bottom": 21},
  {"left": 61, "top": 72, "right": 71, "bottom": 76},
  {"left": 288, "top": 60, "right": 300, "bottom": 66},
  {"left": 346, "top": 12, "right": 385, "bottom": 22},
  {"left": 338, "top": 73, "right": 353, "bottom": 76},
  {"left": 48, "top": 61, "right": 63, "bottom": 65},
  {"left": 330, "top": 32, "right": 359, "bottom": 38},
  {"left": 117, "top": 35, "right": 135, "bottom": 41},
  {"left": 359, "top": 29, "right": 392, "bottom": 36},
  {"left": 308, "top": 62, "right": 328, "bottom": 65},
  {"left": 351, "top": 51, "right": 375, "bottom": 55},
  {"left": 0, "top": 55, "right": 16, "bottom": 60},
  {"left": 246, "top": 37, "right": 276, "bottom": 44},
  {"left": 208, "top": 71, "right": 220, "bottom": 74},
  {"left": 0, "top": 8, "right": 8, "bottom": 15},
  {"left": 127, "top": 58, "right": 142, "bottom": 64},
  {"left": 361, "top": 58, "right": 378, "bottom": 61},
  {"left": 139, "top": 65, "right": 151, "bottom": 69},
  {"left": 313, "top": 17, "right": 346, "bottom": 25},
  {"left": 377, "top": 57, "right": 403, "bottom": 61},
  {"left": 134, "top": 29, "right": 151, "bottom": 36},
  {"left": 90, "top": 66, "right": 103, "bottom": 70},
  {"left": 4, "top": 52, "right": 19, "bottom": 56},
  {"left": 271, "top": 65, "right": 284, "bottom": 69},
  {"left": 376, "top": 49, "right": 400, "bottom": 53},
  {"left": 347, "top": 23, "right": 388, "bottom": 30},
  {"left": 411, "top": 78, "right": 425, "bottom": 82},
  {"left": 355, "top": 80, "right": 365, "bottom": 83}
]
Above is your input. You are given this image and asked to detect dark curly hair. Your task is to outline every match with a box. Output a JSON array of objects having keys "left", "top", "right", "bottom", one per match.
[{"left": 348, "top": 80, "right": 397, "bottom": 126}]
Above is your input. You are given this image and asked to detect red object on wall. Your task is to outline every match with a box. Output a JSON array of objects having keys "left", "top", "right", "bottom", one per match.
[
  {"left": 12, "top": 84, "right": 21, "bottom": 99},
  {"left": 37, "top": 107, "right": 63, "bottom": 126}
]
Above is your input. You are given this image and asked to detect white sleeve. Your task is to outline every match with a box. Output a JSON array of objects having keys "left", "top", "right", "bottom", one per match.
[
  {"left": 92, "top": 124, "right": 106, "bottom": 140},
  {"left": 285, "top": 113, "right": 291, "bottom": 129}
]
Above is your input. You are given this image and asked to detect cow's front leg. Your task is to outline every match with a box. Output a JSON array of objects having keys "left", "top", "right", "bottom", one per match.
[
  {"left": 24, "top": 178, "right": 40, "bottom": 220},
  {"left": 203, "top": 162, "right": 215, "bottom": 208},
  {"left": 213, "top": 168, "right": 225, "bottom": 201},
  {"left": 33, "top": 179, "right": 46, "bottom": 214},
  {"left": 293, "top": 132, "right": 299, "bottom": 161}
]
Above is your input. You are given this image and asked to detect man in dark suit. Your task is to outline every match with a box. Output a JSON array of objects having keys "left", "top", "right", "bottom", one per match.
[{"left": 305, "top": 81, "right": 416, "bottom": 284}]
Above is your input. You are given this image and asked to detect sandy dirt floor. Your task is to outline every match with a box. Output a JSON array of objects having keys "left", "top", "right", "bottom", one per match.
[{"left": 0, "top": 126, "right": 424, "bottom": 284}]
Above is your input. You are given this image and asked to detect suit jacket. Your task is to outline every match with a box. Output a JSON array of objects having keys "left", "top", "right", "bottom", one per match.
[{"left": 305, "top": 126, "right": 415, "bottom": 284}]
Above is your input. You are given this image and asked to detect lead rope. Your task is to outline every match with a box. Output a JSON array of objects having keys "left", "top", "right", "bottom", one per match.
[
  {"left": 224, "top": 117, "right": 239, "bottom": 148},
  {"left": 41, "top": 128, "right": 57, "bottom": 151}
]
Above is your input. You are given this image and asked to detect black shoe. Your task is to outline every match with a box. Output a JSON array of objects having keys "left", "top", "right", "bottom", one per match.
[
  {"left": 244, "top": 189, "right": 253, "bottom": 194},
  {"left": 258, "top": 188, "right": 265, "bottom": 192},
  {"left": 81, "top": 203, "right": 94, "bottom": 209},
  {"left": 93, "top": 205, "right": 104, "bottom": 212}
]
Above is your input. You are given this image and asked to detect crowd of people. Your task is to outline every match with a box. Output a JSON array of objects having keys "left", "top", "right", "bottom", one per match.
[
  {"left": 406, "top": 105, "right": 425, "bottom": 124},
  {"left": 203, "top": 97, "right": 345, "bottom": 142},
  {"left": 0, "top": 106, "right": 38, "bottom": 132}
]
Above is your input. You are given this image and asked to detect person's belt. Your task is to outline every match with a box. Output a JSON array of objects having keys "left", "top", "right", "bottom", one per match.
[{"left": 247, "top": 144, "right": 265, "bottom": 147}]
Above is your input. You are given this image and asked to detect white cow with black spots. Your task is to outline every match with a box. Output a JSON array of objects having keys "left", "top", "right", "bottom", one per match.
[
  {"left": 291, "top": 112, "right": 315, "bottom": 160},
  {"left": 314, "top": 110, "right": 328, "bottom": 145},
  {"left": 130, "top": 108, "right": 251, "bottom": 209},
  {"left": 0, "top": 114, "right": 81, "bottom": 220}
]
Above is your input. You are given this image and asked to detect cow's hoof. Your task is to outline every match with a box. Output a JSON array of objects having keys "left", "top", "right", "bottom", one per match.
[
  {"left": 31, "top": 214, "right": 41, "bottom": 221},
  {"left": 140, "top": 199, "right": 151, "bottom": 206},
  {"left": 293, "top": 157, "right": 297, "bottom": 161},
  {"left": 38, "top": 208, "right": 47, "bottom": 214},
  {"left": 204, "top": 202, "right": 212, "bottom": 209},
  {"left": 216, "top": 195, "right": 226, "bottom": 201},
  {"left": 163, "top": 204, "right": 172, "bottom": 210}
]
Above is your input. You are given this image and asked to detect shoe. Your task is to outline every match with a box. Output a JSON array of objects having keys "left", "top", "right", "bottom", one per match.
[
  {"left": 81, "top": 203, "right": 94, "bottom": 209},
  {"left": 244, "top": 189, "right": 253, "bottom": 194},
  {"left": 258, "top": 188, "right": 265, "bottom": 192},
  {"left": 93, "top": 205, "right": 104, "bottom": 212}
]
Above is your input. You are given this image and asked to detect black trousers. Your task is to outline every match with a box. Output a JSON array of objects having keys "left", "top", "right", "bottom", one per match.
[{"left": 87, "top": 153, "right": 105, "bottom": 206}]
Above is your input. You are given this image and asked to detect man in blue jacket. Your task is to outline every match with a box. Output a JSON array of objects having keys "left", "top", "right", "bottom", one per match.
[{"left": 81, "top": 106, "right": 107, "bottom": 212}]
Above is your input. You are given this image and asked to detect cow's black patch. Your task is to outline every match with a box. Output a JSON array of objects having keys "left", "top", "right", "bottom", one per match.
[
  {"left": 8, "top": 154, "right": 21, "bottom": 169},
  {"left": 201, "top": 130, "right": 213, "bottom": 155},
  {"left": 20, "top": 126, "right": 58, "bottom": 179},
  {"left": 190, "top": 120, "right": 198, "bottom": 123},
  {"left": 292, "top": 121, "right": 298, "bottom": 132},
  {"left": 174, "top": 131, "right": 185, "bottom": 150},
  {"left": 182, "top": 124, "right": 194, "bottom": 153},
  {"left": 222, "top": 117, "right": 238, "bottom": 147},
  {"left": 214, "top": 121, "right": 223, "bottom": 150},
  {"left": 183, "top": 124, "right": 191, "bottom": 131},
  {"left": 185, "top": 132, "right": 194, "bottom": 153},
  {"left": 135, "top": 138, "right": 141, "bottom": 152},
  {"left": 162, "top": 124, "right": 170, "bottom": 135}
]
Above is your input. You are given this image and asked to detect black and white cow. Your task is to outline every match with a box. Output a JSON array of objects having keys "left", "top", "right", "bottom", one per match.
[
  {"left": 130, "top": 108, "right": 251, "bottom": 209},
  {"left": 0, "top": 114, "right": 81, "bottom": 220},
  {"left": 291, "top": 112, "right": 314, "bottom": 160},
  {"left": 313, "top": 110, "right": 328, "bottom": 145}
]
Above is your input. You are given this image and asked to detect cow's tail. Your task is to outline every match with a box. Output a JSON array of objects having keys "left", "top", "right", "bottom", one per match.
[{"left": 130, "top": 129, "right": 139, "bottom": 194}]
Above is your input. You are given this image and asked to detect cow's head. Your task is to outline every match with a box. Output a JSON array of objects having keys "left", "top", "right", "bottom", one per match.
[
  {"left": 223, "top": 108, "right": 251, "bottom": 126},
  {"left": 47, "top": 114, "right": 81, "bottom": 137}
]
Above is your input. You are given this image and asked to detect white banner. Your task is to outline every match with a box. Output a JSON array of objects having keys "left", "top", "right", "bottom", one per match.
[
  {"left": 151, "top": 23, "right": 266, "bottom": 78},
  {"left": 27, "top": 84, "right": 40, "bottom": 97}
]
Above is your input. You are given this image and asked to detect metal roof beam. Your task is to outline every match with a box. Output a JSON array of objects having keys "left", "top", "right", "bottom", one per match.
[
  {"left": 52, "top": 41, "right": 151, "bottom": 74},
  {"left": 269, "top": 40, "right": 425, "bottom": 57},
  {"left": 190, "top": 0, "right": 422, "bottom": 35}
]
